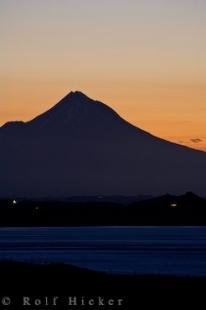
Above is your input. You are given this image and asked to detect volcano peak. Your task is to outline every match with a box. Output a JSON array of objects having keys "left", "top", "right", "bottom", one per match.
[{"left": 64, "top": 90, "right": 90, "bottom": 101}]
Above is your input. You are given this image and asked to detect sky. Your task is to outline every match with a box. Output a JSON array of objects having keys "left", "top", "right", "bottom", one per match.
[{"left": 1, "top": 0, "right": 206, "bottom": 151}]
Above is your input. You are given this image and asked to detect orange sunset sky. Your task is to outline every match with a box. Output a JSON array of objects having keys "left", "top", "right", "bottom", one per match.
[{"left": 1, "top": 0, "right": 206, "bottom": 151}]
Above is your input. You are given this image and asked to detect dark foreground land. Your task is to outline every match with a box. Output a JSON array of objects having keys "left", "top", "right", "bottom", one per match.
[
  {"left": 0, "top": 261, "right": 206, "bottom": 309},
  {"left": 0, "top": 192, "right": 206, "bottom": 226}
]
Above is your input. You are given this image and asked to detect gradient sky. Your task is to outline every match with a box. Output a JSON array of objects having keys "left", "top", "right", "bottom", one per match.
[{"left": 1, "top": 0, "right": 206, "bottom": 150}]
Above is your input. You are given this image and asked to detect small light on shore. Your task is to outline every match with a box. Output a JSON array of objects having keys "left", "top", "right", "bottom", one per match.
[
  {"left": 12, "top": 200, "right": 17, "bottom": 205},
  {"left": 170, "top": 203, "right": 177, "bottom": 208}
]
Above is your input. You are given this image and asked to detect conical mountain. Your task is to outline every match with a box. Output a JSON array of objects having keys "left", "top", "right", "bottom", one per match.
[{"left": 0, "top": 91, "right": 205, "bottom": 198}]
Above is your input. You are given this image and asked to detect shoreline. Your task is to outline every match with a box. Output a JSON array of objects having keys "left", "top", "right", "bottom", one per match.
[
  {"left": 1, "top": 225, "right": 206, "bottom": 308},
  {"left": 0, "top": 261, "right": 206, "bottom": 300}
]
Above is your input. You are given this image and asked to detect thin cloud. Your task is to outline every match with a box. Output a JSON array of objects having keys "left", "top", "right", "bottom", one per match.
[{"left": 190, "top": 138, "right": 203, "bottom": 144}]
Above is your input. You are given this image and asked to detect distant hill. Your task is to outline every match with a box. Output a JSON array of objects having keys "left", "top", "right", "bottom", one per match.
[
  {"left": 0, "top": 91, "right": 205, "bottom": 198},
  {"left": 0, "top": 193, "right": 206, "bottom": 225}
]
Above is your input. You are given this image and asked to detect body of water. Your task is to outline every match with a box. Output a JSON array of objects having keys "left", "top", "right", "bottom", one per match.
[{"left": 0, "top": 226, "right": 206, "bottom": 276}]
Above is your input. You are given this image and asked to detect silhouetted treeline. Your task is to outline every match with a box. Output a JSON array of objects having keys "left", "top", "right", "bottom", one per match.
[{"left": 0, "top": 192, "right": 206, "bottom": 226}]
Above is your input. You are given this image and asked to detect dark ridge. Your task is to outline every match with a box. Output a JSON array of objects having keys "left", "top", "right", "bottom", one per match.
[
  {"left": 0, "top": 192, "right": 206, "bottom": 226},
  {"left": 1, "top": 120, "right": 25, "bottom": 129}
]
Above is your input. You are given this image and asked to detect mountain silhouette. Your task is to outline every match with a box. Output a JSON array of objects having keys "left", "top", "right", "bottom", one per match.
[{"left": 0, "top": 91, "right": 205, "bottom": 198}]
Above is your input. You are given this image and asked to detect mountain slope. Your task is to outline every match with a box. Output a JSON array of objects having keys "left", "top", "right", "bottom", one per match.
[{"left": 0, "top": 91, "right": 205, "bottom": 198}]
